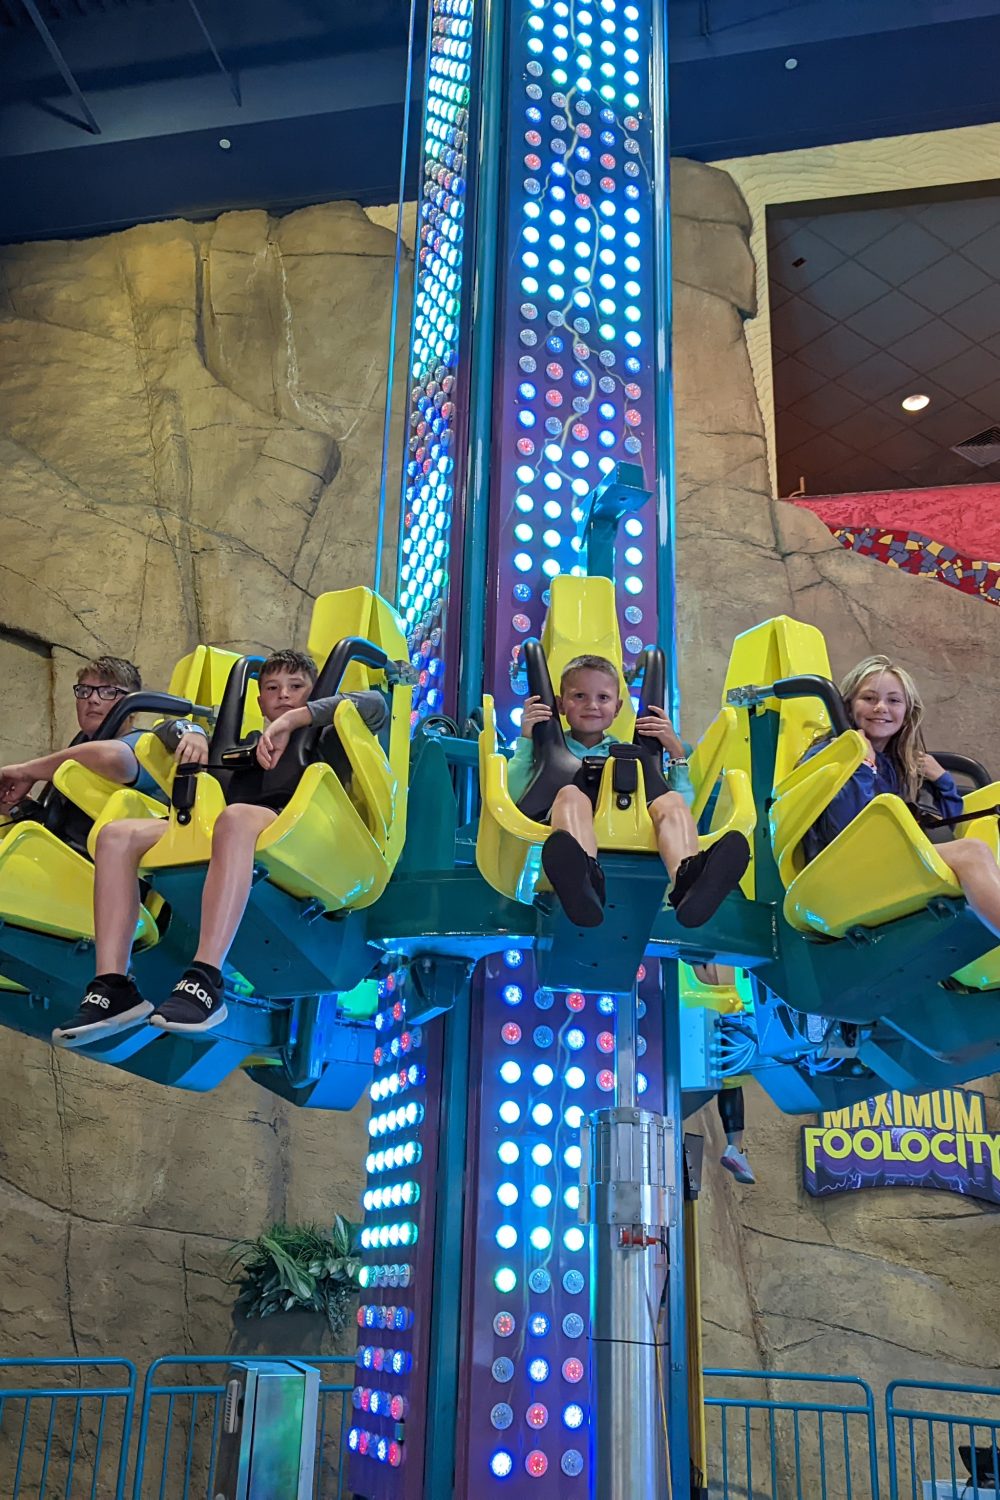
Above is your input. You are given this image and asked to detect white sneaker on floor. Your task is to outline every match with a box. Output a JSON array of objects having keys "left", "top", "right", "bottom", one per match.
[{"left": 720, "top": 1144, "right": 756, "bottom": 1184}]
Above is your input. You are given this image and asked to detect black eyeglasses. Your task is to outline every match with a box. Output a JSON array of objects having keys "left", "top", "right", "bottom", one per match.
[{"left": 73, "top": 684, "right": 129, "bottom": 702}]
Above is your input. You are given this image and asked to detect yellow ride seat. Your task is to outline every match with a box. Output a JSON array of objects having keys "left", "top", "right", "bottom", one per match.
[
  {"left": 476, "top": 575, "right": 756, "bottom": 903},
  {"left": 168, "top": 645, "right": 260, "bottom": 736},
  {"left": 741, "top": 618, "right": 1000, "bottom": 968},
  {"left": 132, "top": 588, "right": 412, "bottom": 916}
]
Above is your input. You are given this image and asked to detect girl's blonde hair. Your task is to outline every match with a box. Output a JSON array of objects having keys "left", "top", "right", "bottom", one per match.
[{"left": 839, "top": 655, "right": 926, "bottom": 799}]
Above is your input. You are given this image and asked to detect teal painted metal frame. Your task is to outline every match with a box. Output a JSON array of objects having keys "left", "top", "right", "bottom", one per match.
[
  {"left": 887, "top": 1377, "right": 1000, "bottom": 1500},
  {"left": 0, "top": 1356, "right": 137, "bottom": 1500},
  {"left": 662, "top": 960, "right": 693, "bottom": 1492}
]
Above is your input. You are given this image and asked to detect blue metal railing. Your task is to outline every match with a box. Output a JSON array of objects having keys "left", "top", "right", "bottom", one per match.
[
  {"left": 5, "top": 1355, "right": 998, "bottom": 1499},
  {"left": 887, "top": 1379, "right": 1000, "bottom": 1500},
  {"left": 131, "top": 1355, "right": 355, "bottom": 1500},
  {"left": 0, "top": 1356, "right": 137, "bottom": 1500},
  {"left": 704, "top": 1368, "right": 881, "bottom": 1500}
]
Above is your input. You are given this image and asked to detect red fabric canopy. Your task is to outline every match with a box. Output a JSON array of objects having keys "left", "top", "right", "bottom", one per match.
[{"left": 794, "top": 484, "right": 1000, "bottom": 563}]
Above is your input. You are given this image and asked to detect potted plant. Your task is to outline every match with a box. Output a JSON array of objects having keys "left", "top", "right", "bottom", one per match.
[{"left": 225, "top": 1216, "right": 362, "bottom": 1357}]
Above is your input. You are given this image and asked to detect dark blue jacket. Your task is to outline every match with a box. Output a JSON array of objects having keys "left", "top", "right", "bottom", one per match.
[{"left": 801, "top": 743, "right": 964, "bottom": 863}]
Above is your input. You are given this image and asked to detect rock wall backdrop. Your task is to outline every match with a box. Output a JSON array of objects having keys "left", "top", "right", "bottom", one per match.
[{"left": 0, "top": 165, "right": 997, "bottom": 1441}]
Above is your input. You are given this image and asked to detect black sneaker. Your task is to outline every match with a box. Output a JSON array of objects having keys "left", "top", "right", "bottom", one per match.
[
  {"left": 669, "top": 831, "right": 751, "bottom": 929},
  {"left": 541, "top": 830, "right": 606, "bottom": 928},
  {"left": 52, "top": 975, "right": 152, "bottom": 1047},
  {"left": 151, "top": 967, "right": 228, "bottom": 1034}
]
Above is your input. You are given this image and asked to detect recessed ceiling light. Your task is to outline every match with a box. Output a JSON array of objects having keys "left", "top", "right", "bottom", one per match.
[{"left": 901, "top": 393, "right": 930, "bottom": 411}]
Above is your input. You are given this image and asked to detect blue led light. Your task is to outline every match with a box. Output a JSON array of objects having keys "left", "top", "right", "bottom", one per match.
[
  {"left": 529, "top": 1313, "right": 551, "bottom": 1337},
  {"left": 503, "top": 984, "right": 523, "bottom": 1006},
  {"left": 528, "top": 1358, "right": 550, "bottom": 1383},
  {"left": 531, "top": 1142, "right": 553, "bottom": 1166},
  {"left": 528, "top": 1267, "right": 552, "bottom": 1293},
  {"left": 564, "top": 1403, "right": 585, "bottom": 1430},
  {"left": 498, "top": 1140, "right": 520, "bottom": 1165},
  {"left": 504, "top": 949, "right": 524, "bottom": 968},
  {"left": 597, "top": 994, "right": 616, "bottom": 1014},
  {"left": 499, "top": 1060, "right": 521, "bottom": 1084},
  {"left": 490, "top": 1450, "right": 514, "bottom": 1478},
  {"left": 566, "top": 1028, "right": 585, "bottom": 1051}
]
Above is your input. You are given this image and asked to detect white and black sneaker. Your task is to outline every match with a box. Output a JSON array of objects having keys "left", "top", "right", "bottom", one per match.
[
  {"left": 151, "top": 965, "right": 228, "bottom": 1034},
  {"left": 52, "top": 975, "right": 153, "bottom": 1047}
]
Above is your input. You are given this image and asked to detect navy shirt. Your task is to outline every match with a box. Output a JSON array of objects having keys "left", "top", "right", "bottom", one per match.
[{"left": 801, "top": 742, "right": 964, "bottom": 862}]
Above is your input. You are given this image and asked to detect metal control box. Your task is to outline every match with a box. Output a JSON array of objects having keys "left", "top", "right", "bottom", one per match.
[{"left": 212, "top": 1358, "right": 319, "bottom": 1500}]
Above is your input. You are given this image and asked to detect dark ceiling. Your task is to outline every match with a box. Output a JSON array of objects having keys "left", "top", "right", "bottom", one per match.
[
  {"left": 3, "top": 1, "right": 1000, "bottom": 242},
  {"left": 770, "top": 185, "right": 1000, "bottom": 497}
]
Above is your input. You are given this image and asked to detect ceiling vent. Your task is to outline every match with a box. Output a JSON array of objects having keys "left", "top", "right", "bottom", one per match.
[{"left": 951, "top": 425, "right": 1000, "bottom": 467}]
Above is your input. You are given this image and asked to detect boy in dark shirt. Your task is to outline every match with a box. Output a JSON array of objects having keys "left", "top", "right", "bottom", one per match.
[{"left": 54, "top": 649, "right": 385, "bottom": 1045}]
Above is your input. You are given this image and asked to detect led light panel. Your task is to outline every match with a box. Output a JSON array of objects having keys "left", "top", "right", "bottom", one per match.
[
  {"left": 398, "top": 0, "right": 477, "bottom": 726},
  {"left": 486, "top": 0, "right": 659, "bottom": 729}
]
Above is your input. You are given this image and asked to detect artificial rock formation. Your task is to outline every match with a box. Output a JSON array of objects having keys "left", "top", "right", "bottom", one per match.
[{"left": 1, "top": 166, "right": 999, "bottom": 1477}]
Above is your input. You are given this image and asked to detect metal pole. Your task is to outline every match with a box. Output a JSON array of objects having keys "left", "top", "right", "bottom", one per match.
[
  {"left": 588, "top": 984, "right": 675, "bottom": 1499},
  {"left": 19, "top": 0, "right": 100, "bottom": 135},
  {"left": 663, "top": 959, "right": 693, "bottom": 1490}
]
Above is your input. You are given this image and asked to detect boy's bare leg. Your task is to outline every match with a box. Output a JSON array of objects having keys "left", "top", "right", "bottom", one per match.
[
  {"left": 648, "top": 791, "right": 699, "bottom": 881},
  {"left": 938, "top": 838, "right": 1000, "bottom": 938},
  {"left": 192, "top": 804, "right": 277, "bottom": 969},
  {"left": 93, "top": 819, "right": 169, "bottom": 974},
  {"left": 549, "top": 785, "right": 599, "bottom": 856}
]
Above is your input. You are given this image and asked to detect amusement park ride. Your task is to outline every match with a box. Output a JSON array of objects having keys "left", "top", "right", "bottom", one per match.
[{"left": 3, "top": 0, "right": 1000, "bottom": 1497}]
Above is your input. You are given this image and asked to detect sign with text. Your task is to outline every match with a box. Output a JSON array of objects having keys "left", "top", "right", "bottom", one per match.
[{"left": 802, "top": 1088, "right": 1000, "bottom": 1205}]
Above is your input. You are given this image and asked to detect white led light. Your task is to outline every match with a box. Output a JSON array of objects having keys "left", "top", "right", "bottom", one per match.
[
  {"left": 497, "top": 1181, "right": 519, "bottom": 1207},
  {"left": 500, "top": 1060, "right": 522, "bottom": 1084},
  {"left": 565, "top": 1144, "right": 583, "bottom": 1169},
  {"left": 533, "top": 1063, "right": 555, "bottom": 1086},
  {"left": 499, "top": 1099, "right": 521, "bottom": 1124},
  {"left": 565, "top": 1105, "right": 584, "bottom": 1129},
  {"left": 532, "top": 1101, "right": 554, "bottom": 1126},
  {"left": 496, "top": 1224, "right": 518, "bottom": 1250},
  {"left": 532, "top": 1142, "right": 554, "bottom": 1166},
  {"left": 566, "top": 1066, "right": 586, "bottom": 1090},
  {"left": 531, "top": 1183, "right": 553, "bottom": 1208},
  {"left": 498, "top": 1140, "right": 520, "bottom": 1165},
  {"left": 564, "top": 1227, "right": 586, "bottom": 1252},
  {"left": 530, "top": 1226, "right": 553, "bottom": 1251}
]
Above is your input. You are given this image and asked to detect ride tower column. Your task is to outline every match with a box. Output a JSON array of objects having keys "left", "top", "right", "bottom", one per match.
[{"left": 351, "top": 0, "right": 681, "bottom": 1490}]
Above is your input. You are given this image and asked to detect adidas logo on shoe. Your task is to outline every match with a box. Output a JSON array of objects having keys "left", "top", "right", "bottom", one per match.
[
  {"left": 83, "top": 992, "right": 111, "bottom": 1010},
  {"left": 174, "top": 980, "right": 213, "bottom": 1008}
]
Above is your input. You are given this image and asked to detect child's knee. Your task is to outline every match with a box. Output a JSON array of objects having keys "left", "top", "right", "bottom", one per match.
[
  {"left": 95, "top": 818, "right": 142, "bottom": 861},
  {"left": 649, "top": 790, "right": 691, "bottom": 823},
  {"left": 551, "top": 784, "right": 592, "bottom": 815}
]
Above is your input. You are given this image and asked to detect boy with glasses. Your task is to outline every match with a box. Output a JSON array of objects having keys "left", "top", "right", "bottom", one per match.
[{"left": 0, "top": 655, "right": 207, "bottom": 811}]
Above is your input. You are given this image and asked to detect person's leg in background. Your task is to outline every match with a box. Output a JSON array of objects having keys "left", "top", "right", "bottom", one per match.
[{"left": 718, "top": 1084, "right": 756, "bottom": 1185}]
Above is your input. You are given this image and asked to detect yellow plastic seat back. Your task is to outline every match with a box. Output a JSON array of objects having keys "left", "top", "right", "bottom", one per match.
[
  {"left": 539, "top": 575, "right": 634, "bottom": 739},
  {"left": 308, "top": 588, "right": 408, "bottom": 693},
  {"left": 723, "top": 616, "right": 833, "bottom": 787},
  {"left": 168, "top": 646, "right": 261, "bottom": 735}
]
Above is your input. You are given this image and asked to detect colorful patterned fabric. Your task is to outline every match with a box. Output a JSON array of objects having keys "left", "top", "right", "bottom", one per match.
[{"left": 792, "top": 486, "right": 1000, "bottom": 608}]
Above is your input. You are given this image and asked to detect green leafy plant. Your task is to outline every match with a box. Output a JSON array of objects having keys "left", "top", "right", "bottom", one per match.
[{"left": 226, "top": 1216, "right": 362, "bottom": 1335}]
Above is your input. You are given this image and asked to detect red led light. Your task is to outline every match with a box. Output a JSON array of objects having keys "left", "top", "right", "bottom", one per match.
[
  {"left": 389, "top": 1441, "right": 403, "bottom": 1468},
  {"left": 356, "top": 1308, "right": 365, "bottom": 1327},
  {"left": 600, "top": 176, "right": 615, "bottom": 192},
  {"left": 575, "top": 192, "right": 592, "bottom": 209},
  {"left": 526, "top": 1403, "right": 548, "bottom": 1429},
  {"left": 563, "top": 1358, "right": 585, "bottom": 1383},
  {"left": 524, "top": 153, "right": 542, "bottom": 170},
  {"left": 572, "top": 422, "right": 590, "bottom": 441},
  {"left": 401, "top": 1030, "right": 412, "bottom": 1052},
  {"left": 525, "top": 130, "right": 542, "bottom": 146},
  {"left": 361, "top": 1388, "right": 372, "bottom": 1411},
  {"left": 545, "top": 389, "right": 563, "bottom": 407},
  {"left": 525, "top": 1450, "right": 548, "bottom": 1477},
  {"left": 597, "top": 1030, "right": 615, "bottom": 1053},
  {"left": 373, "top": 1348, "right": 385, "bottom": 1370},
  {"left": 358, "top": 1432, "right": 370, "bottom": 1456},
  {"left": 501, "top": 1022, "right": 522, "bottom": 1045},
  {"left": 567, "top": 992, "right": 585, "bottom": 1012},
  {"left": 625, "top": 382, "right": 641, "bottom": 399},
  {"left": 578, "top": 121, "right": 592, "bottom": 137},
  {"left": 390, "top": 1394, "right": 407, "bottom": 1421},
  {"left": 512, "top": 613, "right": 531, "bottom": 633},
  {"left": 636, "top": 964, "right": 647, "bottom": 981},
  {"left": 517, "top": 436, "right": 536, "bottom": 456},
  {"left": 373, "top": 1046, "right": 383, "bottom": 1067},
  {"left": 546, "top": 362, "right": 563, "bottom": 380},
  {"left": 393, "top": 1001, "right": 404, "bottom": 1021},
  {"left": 597, "top": 1069, "right": 615, "bottom": 1092},
  {"left": 601, "top": 153, "right": 617, "bottom": 168},
  {"left": 494, "top": 1312, "right": 515, "bottom": 1337},
  {"left": 625, "top": 408, "right": 642, "bottom": 427},
  {"left": 386, "top": 973, "right": 396, "bottom": 992}
]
